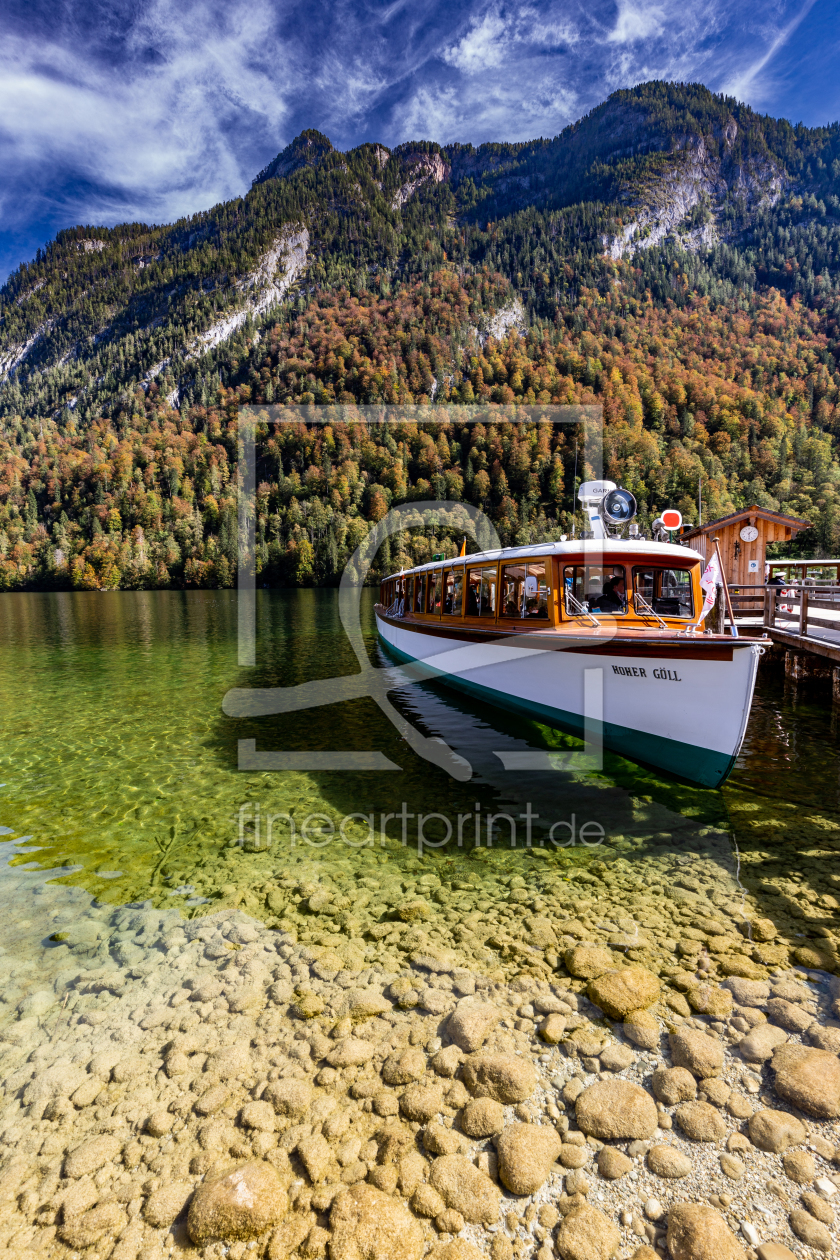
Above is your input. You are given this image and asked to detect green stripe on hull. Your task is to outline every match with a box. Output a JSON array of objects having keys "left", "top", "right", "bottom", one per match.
[{"left": 380, "top": 633, "right": 737, "bottom": 789}]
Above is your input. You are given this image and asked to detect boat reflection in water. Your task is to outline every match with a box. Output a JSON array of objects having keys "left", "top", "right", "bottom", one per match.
[{"left": 376, "top": 483, "right": 764, "bottom": 788}]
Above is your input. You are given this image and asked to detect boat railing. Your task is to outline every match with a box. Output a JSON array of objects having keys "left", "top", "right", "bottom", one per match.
[
  {"left": 563, "top": 589, "right": 599, "bottom": 627},
  {"left": 633, "top": 590, "right": 669, "bottom": 630}
]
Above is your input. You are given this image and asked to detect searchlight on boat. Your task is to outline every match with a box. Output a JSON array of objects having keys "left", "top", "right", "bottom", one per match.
[{"left": 577, "top": 480, "right": 638, "bottom": 538}]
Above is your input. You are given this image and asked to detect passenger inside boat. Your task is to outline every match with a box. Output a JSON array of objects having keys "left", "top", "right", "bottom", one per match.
[
  {"left": 565, "top": 565, "right": 627, "bottom": 616},
  {"left": 443, "top": 569, "right": 464, "bottom": 615},
  {"left": 596, "top": 575, "right": 627, "bottom": 612}
]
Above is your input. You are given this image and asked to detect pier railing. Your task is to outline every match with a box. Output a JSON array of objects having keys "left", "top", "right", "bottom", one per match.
[{"left": 729, "top": 583, "right": 840, "bottom": 636}]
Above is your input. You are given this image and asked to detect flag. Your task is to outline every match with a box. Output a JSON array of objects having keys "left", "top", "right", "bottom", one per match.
[
  {"left": 696, "top": 552, "right": 722, "bottom": 625},
  {"left": 459, "top": 537, "right": 466, "bottom": 557}
]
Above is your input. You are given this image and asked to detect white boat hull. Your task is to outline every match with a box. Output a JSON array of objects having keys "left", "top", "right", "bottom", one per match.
[{"left": 375, "top": 612, "right": 761, "bottom": 787}]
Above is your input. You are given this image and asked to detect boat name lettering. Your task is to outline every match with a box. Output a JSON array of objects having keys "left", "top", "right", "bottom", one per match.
[{"left": 611, "top": 665, "right": 682, "bottom": 681}]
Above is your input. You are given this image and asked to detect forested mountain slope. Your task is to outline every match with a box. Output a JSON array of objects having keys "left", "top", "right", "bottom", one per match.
[{"left": 2, "top": 81, "right": 840, "bottom": 590}]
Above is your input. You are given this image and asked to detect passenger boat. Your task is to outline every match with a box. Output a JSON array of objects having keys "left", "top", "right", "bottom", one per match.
[{"left": 375, "top": 484, "right": 764, "bottom": 788}]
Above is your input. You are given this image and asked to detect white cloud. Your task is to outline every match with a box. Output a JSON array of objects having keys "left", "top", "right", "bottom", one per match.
[
  {"left": 607, "top": 1, "right": 666, "bottom": 45},
  {"left": 389, "top": 73, "right": 580, "bottom": 146},
  {"left": 442, "top": 3, "right": 580, "bottom": 77},
  {"left": 442, "top": 10, "right": 510, "bottom": 74}
]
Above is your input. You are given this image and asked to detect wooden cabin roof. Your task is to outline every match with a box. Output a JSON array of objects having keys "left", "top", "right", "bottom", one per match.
[{"left": 681, "top": 505, "right": 810, "bottom": 540}]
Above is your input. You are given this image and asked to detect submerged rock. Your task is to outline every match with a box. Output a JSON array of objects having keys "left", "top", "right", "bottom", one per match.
[
  {"left": 63, "top": 1134, "right": 123, "bottom": 1179},
  {"left": 588, "top": 968, "right": 660, "bottom": 1019},
  {"left": 666, "top": 1203, "right": 747, "bottom": 1260},
  {"left": 737, "top": 1023, "right": 788, "bottom": 1063},
  {"left": 555, "top": 1202, "right": 620, "bottom": 1260},
  {"left": 788, "top": 1208, "right": 833, "bottom": 1252},
  {"left": 429, "top": 1155, "right": 501, "bottom": 1224},
  {"left": 461, "top": 1098, "right": 505, "bottom": 1137},
  {"left": 669, "top": 1029, "right": 724, "bottom": 1079},
  {"left": 621, "top": 1009, "right": 660, "bottom": 1050},
  {"left": 462, "top": 1054, "right": 537, "bottom": 1104},
  {"left": 748, "top": 1109, "right": 807, "bottom": 1154},
  {"left": 651, "top": 1067, "right": 696, "bottom": 1106},
  {"left": 188, "top": 1161, "right": 289, "bottom": 1244},
  {"left": 673, "top": 1101, "right": 726, "bottom": 1142},
  {"left": 575, "top": 1080, "right": 658, "bottom": 1142},
  {"left": 565, "top": 945, "right": 615, "bottom": 980},
  {"left": 597, "top": 1147, "right": 632, "bottom": 1179},
  {"left": 330, "top": 1183, "right": 424, "bottom": 1260},
  {"left": 646, "top": 1145, "right": 692, "bottom": 1178},
  {"left": 771, "top": 1045, "right": 840, "bottom": 1118},
  {"left": 381, "top": 1048, "right": 426, "bottom": 1085},
  {"left": 495, "top": 1123, "right": 563, "bottom": 1195},
  {"left": 446, "top": 1001, "right": 500, "bottom": 1052}
]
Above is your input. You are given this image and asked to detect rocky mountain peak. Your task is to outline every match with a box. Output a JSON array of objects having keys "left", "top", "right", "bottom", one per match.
[{"left": 253, "top": 129, "right": 334, "bottom": 186}]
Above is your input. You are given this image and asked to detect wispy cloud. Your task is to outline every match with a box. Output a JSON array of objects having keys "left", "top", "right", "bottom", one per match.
[
  {"left": 721, "top": 0, "right": 819, "bottom": 105},
  {"left": 0, "top": 0, "right": 292, "bottom": 203}
]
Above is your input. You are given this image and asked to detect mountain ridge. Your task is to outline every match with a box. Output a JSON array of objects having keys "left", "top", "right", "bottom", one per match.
[{"left": 1, "top": 79, "right": 840, "bottom": 591}]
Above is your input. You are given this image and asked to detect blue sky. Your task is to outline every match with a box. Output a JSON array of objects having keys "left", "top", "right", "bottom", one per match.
[{"left": 1, "top": 0, "right": 838, "bottom": 283}]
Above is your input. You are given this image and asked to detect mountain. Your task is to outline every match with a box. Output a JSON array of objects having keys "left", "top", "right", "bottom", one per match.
[{"left": 2, "top": 80, "right": 840, "bottom": 591}]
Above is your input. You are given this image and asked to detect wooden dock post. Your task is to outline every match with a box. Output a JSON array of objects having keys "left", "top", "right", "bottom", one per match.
[
  {"left": 763, "top": 585, "right": 776, "bottom": 629},
  {"left": 785, "top": 650, "right": 833, "bottom": 682}
]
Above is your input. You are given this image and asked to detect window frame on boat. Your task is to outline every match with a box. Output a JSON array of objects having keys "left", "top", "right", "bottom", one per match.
[
  {"left": 562, "top": 563, "right": 628, "bottom": 618},
  {"left": 381, "top": 549, "right": 706, "bottom": 630},
  {"left": 632, "top": 565, "right": 696, "bottom": 619},
  {"left": 463, "top": 563, "right": 499, "bottom": 620},
  {"left": 497, "top": 560, "right": 551, "bottom": 623},
  {"left": 441, "top": 565, "right": 466, "bottom": 616}
]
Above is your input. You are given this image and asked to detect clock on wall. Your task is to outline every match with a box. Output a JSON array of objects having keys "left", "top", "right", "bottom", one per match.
[{"left": 739, "top": 525, "right": 759, "bottom": 542}]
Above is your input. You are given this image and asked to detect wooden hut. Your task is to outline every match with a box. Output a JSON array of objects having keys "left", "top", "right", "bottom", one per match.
[{"left": 680, "top": 506, "right": 810, "bottom": 586}]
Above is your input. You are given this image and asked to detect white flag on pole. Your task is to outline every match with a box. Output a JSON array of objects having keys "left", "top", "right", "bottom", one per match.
[{"left": 697, "top": 552, "right": 722, "bottom": 626}]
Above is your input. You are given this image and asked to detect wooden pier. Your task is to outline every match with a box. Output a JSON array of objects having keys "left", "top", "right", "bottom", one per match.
[{"left": 729, "top": 581, "right": 840, "bottom": 693}]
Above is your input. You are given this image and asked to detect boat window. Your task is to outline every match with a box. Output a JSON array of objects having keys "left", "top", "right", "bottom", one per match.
[
  {"left": 426, "top": 571, "right": 442, "bottom": 615},
  {"left": 413, "top": 574, "right": 425, "bottom": 613},
  {"left": 465, "top": 566, "right": 497, "bottom": 618},
  {"left": 563, "top": 565, "right": 627, "bottom": 616},
  {"left": 443, "top": 568, "right": 464, "bottom": 616},
  {"left": 633, "top": 567, "right": 695, "bottom": 618},
  {"left": 500, "top": 562, "right": 550, "bottom": 619}
]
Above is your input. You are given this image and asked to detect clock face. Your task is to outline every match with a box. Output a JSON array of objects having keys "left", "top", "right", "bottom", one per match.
[{"left": 739, "top": 525, "right": 759, "bottom": 543}]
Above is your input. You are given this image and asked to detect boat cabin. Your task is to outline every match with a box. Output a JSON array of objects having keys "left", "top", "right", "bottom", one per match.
[{"left": 379, "top": 541, "right": 704, "bottom": 632}]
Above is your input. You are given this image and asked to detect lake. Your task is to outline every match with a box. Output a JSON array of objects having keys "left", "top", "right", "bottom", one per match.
[
  {"left": 0, "top": 590, "right": 838, "bottom": 1258},
  {"left": 0, "top": 589, "right": 837, "bottom": 918}
]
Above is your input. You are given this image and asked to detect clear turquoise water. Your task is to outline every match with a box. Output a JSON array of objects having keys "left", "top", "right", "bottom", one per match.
[{"left": 0, "top": 589, "right": 837, "bottom": 922}]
